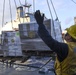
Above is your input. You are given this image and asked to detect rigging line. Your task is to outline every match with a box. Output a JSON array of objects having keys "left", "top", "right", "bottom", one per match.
[
  {"left": 24, "top": 0, "right": 29, "bottom": 22},
  {"left": 25, "top": 0, "right": 27, "bottom": 4},
  {"left": 14, "top": 0, "right": 21, "bottom": 23},
  {"left": 71, "top": 0, "right": 76, "bottom": 4},
  {"left": 46, "top": 0, "right": 53, "bottom": 19},
  {"left": 1, "top": 0, "right": 5, "bottom": 54},
  {"left": 19, "top": 0, "right": 24, "bottom": 23},
  {"left": 22, "top": 0, "right": 26, "bottom": 23},
  {"left": 37, "top": 57, "right": 52, "bottom": 70},
  {"left": 1, "top": 0, "right": 5, "bottom": 45},
  {"left": 23, "top": 0, "right": 28, "bottom": 23},
  {"left": 49, "top": 0, "right": 61, "bottom": 25},
  {"left": 50, "top": 0, "right": 58, "bottom": 20},
  {"left": 46, "top": 0, "right": 56, "bottom": 39},
  {"left": 23, "top": 0, "right": 26, "bottom": 23},
  {"left": 2, "top": 0, "right": 5, "bottom": 27},
  {"left": 33, "top": 0, "right": 35, "bottom": 13},
  {"left": 50, "top": 0, "right": 62, "bottom": 36},
  {"left": 19, "top": 0, "right": 23, "bottom": 6},
  {"left": 9, "top": 0, "right": 13, "bottom": 29},
  {"left": 33, "top": 0, "right": 36, "bottom": 36}
]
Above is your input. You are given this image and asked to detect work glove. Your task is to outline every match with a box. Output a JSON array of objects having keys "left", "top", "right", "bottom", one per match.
[{"left": 34, "top": 10, "right": 44, "bottom": 25}]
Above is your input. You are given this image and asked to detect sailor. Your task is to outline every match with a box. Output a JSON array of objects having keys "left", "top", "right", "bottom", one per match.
[{"left": 34, "top": 10, "right": 76, "bottom": 75}]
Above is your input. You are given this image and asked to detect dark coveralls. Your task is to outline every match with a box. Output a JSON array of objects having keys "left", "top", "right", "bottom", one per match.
[{"left": 38, "top": 24, "right": 68, "bottom": 62}]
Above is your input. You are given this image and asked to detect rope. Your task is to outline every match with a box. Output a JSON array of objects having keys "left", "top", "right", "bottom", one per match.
[
  {"left": 19, "top": 0, "right": 25, "bottom": 23},
  {"left": 71, "top": 0, "right": 76, "bottom": 4},
  {"left": 14, "top": 0, "right": 21, "bottom": 23},
  {"left": 19, "top": 0, "right": 23, "bottom": 6},
  {"left": 13, "top": 57, "right": 52, "bottom": 72},
  {"left": 9, "top": 0, "right": 13, "bottom": 29},
  {"left": 2, "top": 0, "right": 5, "bottom": 27},
  {"left": 50, "top": 0, "right": 58, "bottom": 21},
  {"left": 0, "top": 57, "right": 53, "bottom": 72},
  {"left": 46, "top": 0, "right": 56, "bottom": 39},
  {"left": 23, "top": 0, "right": 27, "bottom": 23},
  {"left": 24, "top": 0, "right": 29, "bottom": 23},
  {"left": 33, "top": 0, "right": 35, "bottom": 13},
  {"left": 22, "top": 0, "right": 26, "bottom": 23},
  {"left": 46, "top": 0, "right": 53, "bottom": 19},
  {"left": 50, "top": 0, "right": 63, "bottom": 41},
  {"left": 47, "top": 1, "right": 63, "bottom": 74},
  {"left": 1, "top": 0, "right": 5, "bottom": 45}
]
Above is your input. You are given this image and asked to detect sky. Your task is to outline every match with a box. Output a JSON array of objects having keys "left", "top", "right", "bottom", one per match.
[{"left": 0, "top": 0, "right": 76, "bottom": 31}]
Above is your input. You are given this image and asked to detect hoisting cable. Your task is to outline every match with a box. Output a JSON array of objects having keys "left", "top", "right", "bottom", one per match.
[
  {"left": 23, "top": 0, "right": 26, "bottom": 23},
  {"left": 1, "top": 0, "right": 5, "bottom": 45},
  {"left": 12, "top": 57, "right": 53, "bottom": 72},
  {"left": 2, "top": 0, "right": 5, "bottom": 28},
  {"left": 1, "top": 0, "right": 6, "bottom": 58},
  {"left": 25, "top": 0, "right": 27, "bottom": 12},
  {"left": 24, "top": 0, "right": 28, "bottom": 23},
  {"left": 19, "top": 0, "right": 25, "bottom": 23},
  {"left": 46, "top": 0, "right": 53, "bottom": 19},
  {"left": 33, "top": 0, "right": 35, "bottom": 13},
  {"left": 50, "top": 0, "right": 58, "bottom": 21},
  {"left": 49, "top": 0, "right": 63, "bottom": 74},
  {"left": 32, "top": 0, "right": 56, "bottom": 72},
  {"left": 9, "top": 0, "right": 13, "bottom": 29},
  {"left": 50, "top": 0, "right": 62, "bottom": 28},
  {"left": 50, "top": 0, "right": 63, "bottom": 41},
  {"left": 14, "top": 0, "right": 21, "bottom": 23},
  {"left": 33, "top": 0, "right": 36, "bottom": 35},
  {"left": 23, "top": 0, "right": 29, "bottom": 22},
  {"left": 46, "top": 0, "right": 56, "bottom": 39},
  {"left": 30, "top": 0, "right": 57, "bottom": 72},
  {"left": 19, "top": 0, "right": 23, "bottom": 6},
  {"left": 71, "top": 0, "right": 76, "bottom": 4}
]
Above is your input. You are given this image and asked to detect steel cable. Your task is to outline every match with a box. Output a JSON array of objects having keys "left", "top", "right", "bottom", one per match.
[
  {"left": 50, "top": 0, "right": 63, "bottom": 41},
  {"left": 14, "top": 0, "right": 21, "bottom": 23},
  {"left": 9, "top": 0, "right": 13, "bottom": 29},
  {"left": 71, "top": 0, "right": 76, "bottom": 4},
  {"left": 1, "top": 0, "right": 5, "bottom": 45},
  {"left": 33, "top": 0, "right": 35, "bottom": 13},
  {"left": 46, "top": 0, "right": 56, "bottom": 39},
  {"left": 2, "top": 0, "right": 5, "bottom": 27}
]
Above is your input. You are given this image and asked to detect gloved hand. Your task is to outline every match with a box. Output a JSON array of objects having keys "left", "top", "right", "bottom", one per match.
[{"left": 34, "top": 10, "right": 44, "bottom": 25}]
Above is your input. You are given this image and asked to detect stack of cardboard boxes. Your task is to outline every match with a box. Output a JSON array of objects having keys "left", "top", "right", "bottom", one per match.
[{"left": 2, "top": 31, "right": 22, "bottom": 56}]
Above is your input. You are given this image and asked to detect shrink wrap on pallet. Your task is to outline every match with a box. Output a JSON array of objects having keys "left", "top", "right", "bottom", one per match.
[
  {"left": 2, "top": 31, "right": 22, "bottom": 56},
  {"left": 19, "top": 19, "right": 63, "bottom": 51}
]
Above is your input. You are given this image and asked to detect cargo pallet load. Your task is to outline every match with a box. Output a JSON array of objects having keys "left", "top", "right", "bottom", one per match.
[
  {"left": 0, "top": 19, "right": 62, "bottom": 58},
  {"left": 0, "top": 1, "right": 65, "bottom": 75},
  {"left": 19, "top": 19, "right": 63, "bottom": 56},
  {"left": 0, "top": 1, "right": 63, "bottom": 70}
]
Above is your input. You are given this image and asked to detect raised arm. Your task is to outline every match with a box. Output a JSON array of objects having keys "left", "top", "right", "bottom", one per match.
[{"left": 34, "top": 10, "right": 68, "bottom": 62}]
